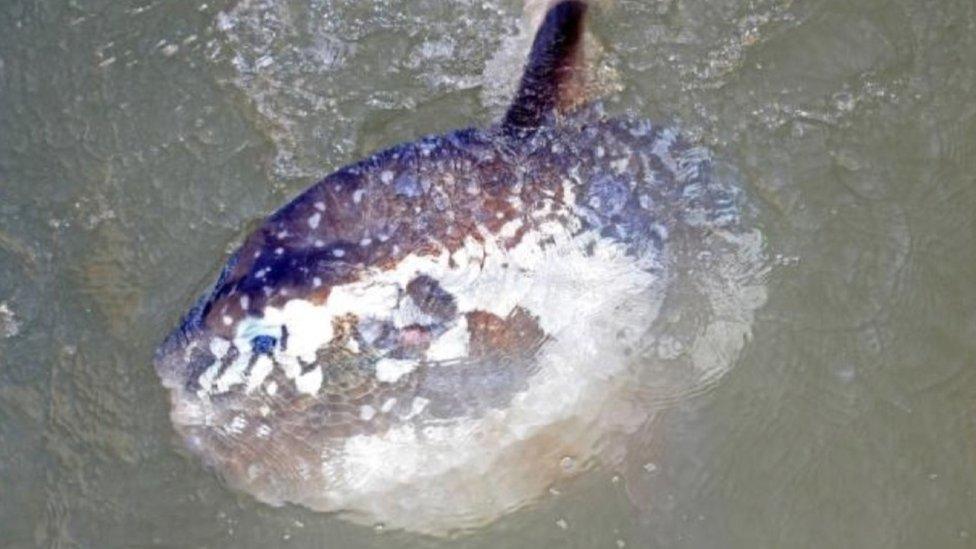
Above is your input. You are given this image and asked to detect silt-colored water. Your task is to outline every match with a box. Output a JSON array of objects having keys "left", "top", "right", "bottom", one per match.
[{"left": 1, "top": 0, "right": 974, "bottom": 547}]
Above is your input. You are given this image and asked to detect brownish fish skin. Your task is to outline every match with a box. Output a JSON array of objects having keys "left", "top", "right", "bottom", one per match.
[{"left": 154, "top": 0, "right": 761, "bottom": 535}]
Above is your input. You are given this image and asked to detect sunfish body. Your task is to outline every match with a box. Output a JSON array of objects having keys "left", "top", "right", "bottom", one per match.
[{"left": 155, "top": 1, "right": 766, "bottom": 535}]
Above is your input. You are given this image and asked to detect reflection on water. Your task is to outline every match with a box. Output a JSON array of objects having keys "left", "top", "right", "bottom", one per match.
[{"left": 1, "top": 0, "right": 975, "bottom": 547}]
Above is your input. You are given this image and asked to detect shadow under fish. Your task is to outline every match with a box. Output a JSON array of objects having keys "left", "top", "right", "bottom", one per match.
[{"left": 155, "top": 0, "right": 768, "bottom": 535}]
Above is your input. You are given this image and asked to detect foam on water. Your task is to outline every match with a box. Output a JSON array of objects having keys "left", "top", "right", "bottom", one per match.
[{"left": 216, "top": 0, "right": 519, "bottom": 179}]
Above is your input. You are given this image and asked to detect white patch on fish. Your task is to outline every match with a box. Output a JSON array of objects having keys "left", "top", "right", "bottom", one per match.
[
  {"left": 425, "top": 315, "right": 469, "bottom": 362},
  {"left": 295, "top": 366, "right": 324, "bottom": 395},
  {"left": 375, "top": 358, "right": 419, "bottom": 384},
  {"left": 245, "top": 355, "right": 274, "bottom": 393}
]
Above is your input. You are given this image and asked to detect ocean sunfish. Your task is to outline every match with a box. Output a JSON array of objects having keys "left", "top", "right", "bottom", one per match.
[{"left": 155, "top": 0, "right": 767, "bottom": 535}]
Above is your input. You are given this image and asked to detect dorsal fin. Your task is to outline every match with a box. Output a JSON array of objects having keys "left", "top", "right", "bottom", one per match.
[{"left": 502, "top": 1, "right": 588, "bottom": 137}]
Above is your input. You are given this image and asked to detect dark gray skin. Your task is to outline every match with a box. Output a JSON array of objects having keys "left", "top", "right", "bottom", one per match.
[{"left": 154, "top": 1, "right": 755, "bottom": 534}]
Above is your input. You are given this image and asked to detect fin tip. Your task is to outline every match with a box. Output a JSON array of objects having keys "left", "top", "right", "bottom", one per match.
[{"left": 502, "top": 0, "right": 589, "bottom": 136}]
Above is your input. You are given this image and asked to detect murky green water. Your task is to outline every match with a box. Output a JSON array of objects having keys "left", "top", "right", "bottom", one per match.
[{"left": 1, "top": 0, "right": 974, "bottom": 547}]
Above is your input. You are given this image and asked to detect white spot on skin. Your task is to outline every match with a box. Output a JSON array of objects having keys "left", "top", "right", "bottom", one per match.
[
  {"left": 611, "top": 158, "right": 629, "bottom": 174},
  {"left": 313, "top": 277, "right": 322, "bottom": 288},
  {"left": 209, "top": 338, "right": 230, "bottom": 360},
  {"left": 226, "top": 415, "right": 247, "bottom": 435},
  {"left": 275, "top": 349, "right": 301, "bottom": 379},
  {"left": 266, "top": 380, "right": 278, "bottom": 396},
  {"left": 381, "top": 398, "right": 397, "bottom": 413},
  {"left": 215, "top": 352, "right": 250, "bottom": 393},
  {"left": 425, "top": 316, "right": 469, "bottom": 362},
  {"left": 314, "top": 201, "right": 326, "bottom": 211},
  {"left": 246, "top": 355, "right": 273, "bottom": 393},
  {"left": 353, "top": 189, "right": 365, "bottom": 204},
  {"left": 240, "top": 296, "right": 250, "bottom": 311},
  {"left": 498, "top": 218, "right": 522, "bottom": 239},
  {"left": 561, "top": 178, "right": 577, "bottom": 207},
  {"left": 222, "top": 315, "right": 233, "bottom": 326},
  {"left": 195, "top": 360, "right": 220, "bottom": 394},
  {"left": 308, "top": 212, "right": 321, "bottom": 229},
  {"left": 375, "top": 359, "right": 418, "bottom": 383},
  {"left": 403, "top": 397, "right": 429, "bottom": 419},
  {"left": 651, "top": 223, "right": 668, "bottom": 242},
  {"left": 333, "top": 249, "right": 345, "bottom": 258},
  {"left": 256, "top": 424, "right": 272, "bottom": 437},
  {"left": 359, "top": 405, "right": 376, "bottom": 421},
  {"left": 390, "top": 296, "right": 436, "bottom": 329},
  {"left": 380, "top": 170, "right": 394, "bottom": 184},
  {"left": 295, "top": 366, "right": 323, "bottom": 394}
]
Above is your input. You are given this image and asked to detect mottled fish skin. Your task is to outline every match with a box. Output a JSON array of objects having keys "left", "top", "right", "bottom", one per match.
[
  {"left": 154, "top": 1, "right": 756, "bottom": 534},
  {"left": 157, "top": 109, "right": 732, "bottom": 403}
]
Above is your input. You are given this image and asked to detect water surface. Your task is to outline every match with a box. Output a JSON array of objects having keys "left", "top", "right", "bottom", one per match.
[{"left": 1, "top": 0, "right": 975, "bottom": 547}]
